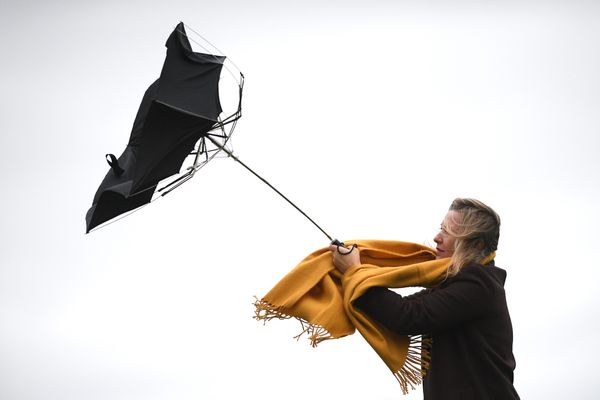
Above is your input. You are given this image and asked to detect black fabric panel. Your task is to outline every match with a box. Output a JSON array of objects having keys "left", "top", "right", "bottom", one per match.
[
  {"left": 85, "top": 22, "right": 225, "bottom": 233},
  {"left": 131, "top": 101, "right": 214, "bottom": 193},
  {"left": 158, "top": 22, "right": 225, "bottom": 121}
]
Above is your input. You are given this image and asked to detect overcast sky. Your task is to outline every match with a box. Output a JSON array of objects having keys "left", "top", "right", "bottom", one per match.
[{"left": 1, "top": 1, "right": 599, "bottom": 399}]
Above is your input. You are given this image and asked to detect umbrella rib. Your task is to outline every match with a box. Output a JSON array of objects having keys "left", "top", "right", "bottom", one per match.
[
  {"left": 205, "top": 135, "right": 335, "bottom": 242},
  {"left": 158, "top": 170, "right": 194, "bottom": 194}
]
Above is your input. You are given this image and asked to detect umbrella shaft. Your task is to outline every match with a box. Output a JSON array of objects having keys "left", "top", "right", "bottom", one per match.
[{"left": 206, "top": 135, "right": 334, "bottom": 242}]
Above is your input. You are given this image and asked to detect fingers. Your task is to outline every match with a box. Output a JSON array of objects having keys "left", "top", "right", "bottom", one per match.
[
  {"left": 328, "top": 243, "right": 358, "bottom": 255},
  {"left": 329, "top": 242, "right": 360, "bottom": 274}
]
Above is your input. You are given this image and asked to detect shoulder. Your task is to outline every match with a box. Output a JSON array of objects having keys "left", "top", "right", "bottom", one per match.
[{"left": 448, "top": 262, "right": 507, "bottom": 292}]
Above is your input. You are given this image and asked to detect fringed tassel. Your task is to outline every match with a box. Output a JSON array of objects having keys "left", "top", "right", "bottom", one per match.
[
  {"left": 253, "top": 297, "right": 334, "bottom": 347},
  {"left": 254, "top": 298, "right": 433, "bottom": 394},
  {"left": 393, "top": 334, "right": 433, "bottom": 395},
  {"left": 253, "top": 297, "right": 293, "bottom": 323},
  {"left": 293, "top": 319, "right": 334, "bottom": 347}
]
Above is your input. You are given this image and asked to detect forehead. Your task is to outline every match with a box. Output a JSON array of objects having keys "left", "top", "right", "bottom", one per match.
[{"left": 442, "top": 210, "right": 461, "bottom": 228}]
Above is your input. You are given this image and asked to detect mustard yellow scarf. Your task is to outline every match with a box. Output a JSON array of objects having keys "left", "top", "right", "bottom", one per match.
[{"left": 255, "top": 240, "right": 489, "bottom": 394}]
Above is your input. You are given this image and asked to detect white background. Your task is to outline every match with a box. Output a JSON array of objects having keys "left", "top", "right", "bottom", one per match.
[{"left": 1, "top": 1, "right": 599, "bottom": 399}]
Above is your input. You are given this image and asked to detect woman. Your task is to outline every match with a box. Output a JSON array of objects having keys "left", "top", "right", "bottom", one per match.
[{"left": 330, "top": 198, "right": 520, "bottom": 399}]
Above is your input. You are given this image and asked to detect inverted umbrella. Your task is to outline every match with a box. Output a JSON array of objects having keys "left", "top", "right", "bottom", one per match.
[
  {"left": 86, "top": 22, "right": 340, "bottom": 245},
  {"left": 85, "top": 22, "right": 242, "bottom": 233}
]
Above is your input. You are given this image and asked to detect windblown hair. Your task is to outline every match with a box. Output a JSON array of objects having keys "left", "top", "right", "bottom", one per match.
[{"left": 445, "top": 198, "right": 501, "bottom": 277}]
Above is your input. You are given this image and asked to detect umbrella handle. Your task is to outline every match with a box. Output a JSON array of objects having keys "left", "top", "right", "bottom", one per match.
[{"left": 331, "top": 239, "right": 358, "bottom": 255}]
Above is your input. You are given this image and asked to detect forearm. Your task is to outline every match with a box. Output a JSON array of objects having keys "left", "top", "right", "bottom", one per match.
[
  {"left": 353, "top": 286, "right": 427, "bottom": 335},
  {"left": 352, "top": 268, "right": 493, "bottom": 335}
]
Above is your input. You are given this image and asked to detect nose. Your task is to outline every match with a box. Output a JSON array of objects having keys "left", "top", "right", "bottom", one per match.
[{"left": 433, "top": 232, "right": 442, "bottom": 245}]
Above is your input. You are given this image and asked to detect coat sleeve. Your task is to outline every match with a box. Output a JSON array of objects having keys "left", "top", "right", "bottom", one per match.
[{"left": 353, "top": 264, "right": 499, "bottom": 335}]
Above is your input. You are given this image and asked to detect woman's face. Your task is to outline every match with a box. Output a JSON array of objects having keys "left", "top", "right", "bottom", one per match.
[{"left": 433, "top": 210, "right": 460, "bottom": 259}]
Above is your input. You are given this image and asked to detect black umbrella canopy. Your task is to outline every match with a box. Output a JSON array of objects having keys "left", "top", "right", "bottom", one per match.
[
  {"left": 85, "top": 23, "right": 229, "bottom": 233},
  {"left": 86, "top": 23, "right": 335, "bottom": 243}
]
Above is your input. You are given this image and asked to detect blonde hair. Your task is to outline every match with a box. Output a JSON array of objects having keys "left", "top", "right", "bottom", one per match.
[{"left": 445, "top": 198, "right": 501, "bottom": 277}]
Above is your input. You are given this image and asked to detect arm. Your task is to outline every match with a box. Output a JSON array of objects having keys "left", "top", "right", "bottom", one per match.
[
  {"left": 352, "top": 265, "right": 496, "bottom": 335},
  {"left": 355, "top": 286, "right": 430, "bottom": 306}
]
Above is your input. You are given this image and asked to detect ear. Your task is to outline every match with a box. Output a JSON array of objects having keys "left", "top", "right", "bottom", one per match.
[{"left": 475, "top": 239, "right": 485, "bottom": 250}]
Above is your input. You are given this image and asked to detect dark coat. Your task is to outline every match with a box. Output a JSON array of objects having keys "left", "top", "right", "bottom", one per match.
[{"left": 353, "top": 261, "right": 520, "bottom": 400}]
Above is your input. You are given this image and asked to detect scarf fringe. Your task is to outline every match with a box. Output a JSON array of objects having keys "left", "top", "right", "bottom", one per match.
[
  {"left": 393, "top": 335, "right": 432, "bottom": 395},
  {"left": 253, "top": 297, "right": 334, "bottom": 347},
  {"left": 254, "top": 298, "right": 433, "bottom": 395}
]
